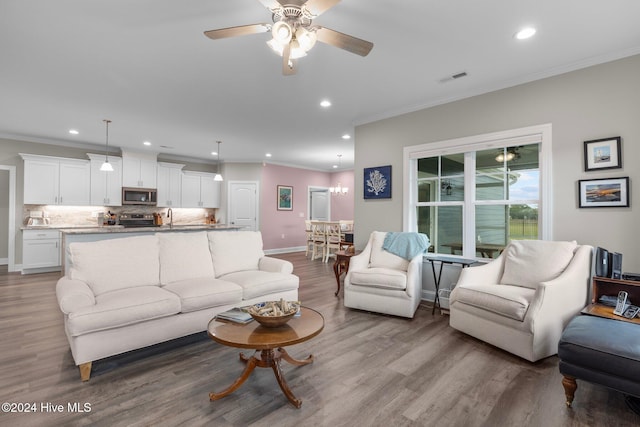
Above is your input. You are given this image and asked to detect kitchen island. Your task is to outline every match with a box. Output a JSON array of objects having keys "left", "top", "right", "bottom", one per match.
[{"left": 60, "top": 224, "right": 242, "bottom": 273}]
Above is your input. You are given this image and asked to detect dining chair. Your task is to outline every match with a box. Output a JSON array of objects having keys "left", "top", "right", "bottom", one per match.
[
  {"left": 304, "top": 220, "right": 314, "bottom": 257},
  {"left": 324, "top": 222, "right": 343, "bottom": 263},
  {"left": 310, "top": 222, "right": 327, "bottom": 261}
]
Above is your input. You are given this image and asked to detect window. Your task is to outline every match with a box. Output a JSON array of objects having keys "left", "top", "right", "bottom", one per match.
[{"left": 404, "top": 124, "right": 552, "bottom": 260}]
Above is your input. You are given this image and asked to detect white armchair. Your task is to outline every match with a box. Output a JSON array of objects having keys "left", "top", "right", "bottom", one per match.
[
  {"left": 449, "top": 240, "right": 593, "bottom": 362},
  {"left": 344, "top": 231, "right": 424, "bottom": 318}
]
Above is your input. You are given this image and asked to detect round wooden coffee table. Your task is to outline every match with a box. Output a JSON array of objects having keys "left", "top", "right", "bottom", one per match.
[{"left": 207, "top": 307, "right": 324, "bottom": 408}]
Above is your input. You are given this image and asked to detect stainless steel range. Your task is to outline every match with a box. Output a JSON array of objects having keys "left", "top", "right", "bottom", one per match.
[{"left": 118, "top": 213, "right": 156, "bottom": 228}]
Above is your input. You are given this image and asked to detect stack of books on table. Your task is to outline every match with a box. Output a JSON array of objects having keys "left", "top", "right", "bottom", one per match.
[{"left": 215, "top": 307, "right": 253, "bottom": 324}]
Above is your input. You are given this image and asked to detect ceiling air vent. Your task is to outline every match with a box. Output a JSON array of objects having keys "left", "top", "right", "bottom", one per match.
[{"left": 439, "top": 71, "right": 468, "bottom": 84}]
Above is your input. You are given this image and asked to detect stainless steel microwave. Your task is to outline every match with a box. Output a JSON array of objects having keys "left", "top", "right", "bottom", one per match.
[{"left": 122, "top": 187, "right": 157, "bottom": 205}]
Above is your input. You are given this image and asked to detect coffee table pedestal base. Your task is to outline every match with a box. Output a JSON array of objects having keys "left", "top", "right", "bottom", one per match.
[{"left": 209, "top": 348, "right": 313, "bottom": 408}]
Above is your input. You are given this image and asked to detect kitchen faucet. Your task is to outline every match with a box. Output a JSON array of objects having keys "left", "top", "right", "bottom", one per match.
[{"left": 167, "top": 208, "right": 173, "bottom": 229}]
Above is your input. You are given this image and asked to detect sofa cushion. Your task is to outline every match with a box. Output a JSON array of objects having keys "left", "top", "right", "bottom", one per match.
[
  {"left": 451, "top": 283, "right": 535, "bottom": 321},
  {"left": 66, "top": 286, "right": 180, "bottom": 336},
  {"left": 369, "top": 231, "right": 409, "bottom": 271},
  {"left": 158, "top": 231, "right": 215, "bottom": 285},
  {"left": 500, "top": 240, "right": 578, "bottom": 289},
  {"left": 162, "top": 277, "right": 243, "bottom": 313},
  {"left": 349, "top": 267, "right": 407, "bottom": 290},
  {"left": 220, "top": 270, "right": 299, "bottom": 300},
  {"left": 68, "top": 235, "right": 160, "bottom": 296},
  {"left": 208, "top": 231, "right": 265, "bottom": 277}
]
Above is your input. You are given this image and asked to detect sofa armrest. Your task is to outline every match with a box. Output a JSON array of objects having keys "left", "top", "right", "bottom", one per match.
[
  {"left": 455, "top": 254, "right": 505, "bottom": 289},
  {"left": 56, "top": 277, "right": 96, "bottom": 314},
  {"left": 526, "top": 245, "right": 593, "bottom": 332},
  {"left": 259, "top": 256, "right": 293, "bottom": 274}
]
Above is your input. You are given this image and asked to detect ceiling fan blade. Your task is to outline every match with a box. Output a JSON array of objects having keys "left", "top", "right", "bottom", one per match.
[
  {"left": 315, "top": 27, "right": 373, "bottom": 56},
  {"left": 257, "top": 0, "right": 283, "bottom": 11},
  {"left": 204, "top": 24, "right": 270, "bottom": 40},
  {"left": 304, "top": 0, "right": 341, "bottom": 17},
  {"left": 282, "top": 43, "right": 297, "bottom": 75},
  {"left": 276, "top": 0, "right": 306, "bottom": 6}
]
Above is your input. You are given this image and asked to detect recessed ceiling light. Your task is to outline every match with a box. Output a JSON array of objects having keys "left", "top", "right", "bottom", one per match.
[
  {"left": 515, "top": 27, "right": 536, "bottom": 40},
  {"left": 332, "top": 164, "right": 338, "bottom": 169},
  {"left": 342, "top": 134, "right": 351, "bottom": 140},
  {"left": 320, "top": 100, "right": 331, "bottom": 108},
  {"left": 211, "top": 151, "right": 218, "bottom": 156},
  {"left": 265, "top": 153, "right": 272, "bottom": 157},
  {"left": 69, "top": 129, "right": 79, "bottom": 135},
  {"left": 143, "top": 141, "right": 151, "bottom": 146}
]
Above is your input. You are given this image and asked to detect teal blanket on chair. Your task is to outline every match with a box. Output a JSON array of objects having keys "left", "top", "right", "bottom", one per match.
[{"left": 382, "top": 232, "right": 430, "bottom": 260}]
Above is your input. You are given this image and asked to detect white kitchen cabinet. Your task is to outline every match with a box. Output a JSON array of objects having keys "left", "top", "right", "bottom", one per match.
[
  {"left": 122, "top": 151, "right": 157, "bottom": 188},
  {"left": 181, "top": 171, "right": 220, "bottom": 208},
  {"left": 22, "top": 229, "right": 61, "bottom": 273},
  {"left": 20, "top": 154, "right": 90, "bottom": 205},
  {"left": 157, "top": 162, "right": 184, "bottom": 207},
  {"left": 87, "top": 154, "right": 122, "bottom": 206}
]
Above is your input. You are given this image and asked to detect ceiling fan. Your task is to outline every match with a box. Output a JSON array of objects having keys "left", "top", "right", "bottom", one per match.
[{"left": 204, "top": 0, "right": 374, "bottom": 75}]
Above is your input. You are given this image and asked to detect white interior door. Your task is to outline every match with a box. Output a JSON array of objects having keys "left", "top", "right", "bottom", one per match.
[
  {"left": 229, "top": 181, "right": 258, "bottom": 231},
  {"left": 310, "top": 190, "right": 329, "bottom": 220}
]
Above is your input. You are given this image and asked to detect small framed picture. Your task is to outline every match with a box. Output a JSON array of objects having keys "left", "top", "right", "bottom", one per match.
[
  {"left": 364, "top": 165, "right": 392, "bottom": 199},
  {"left": 578, "top": 177, "right": 629, "bottom": 208},
  {"left": 584, "top": 136, "right": 622, "bottom": 171},
  {"left": 277, "top": 185, "right": 293, "bottom": 210}
]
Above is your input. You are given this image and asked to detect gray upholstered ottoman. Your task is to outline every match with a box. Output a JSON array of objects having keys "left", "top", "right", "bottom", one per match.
[{"left": 558, "top": 315, "right": 640, "bottom": 407}]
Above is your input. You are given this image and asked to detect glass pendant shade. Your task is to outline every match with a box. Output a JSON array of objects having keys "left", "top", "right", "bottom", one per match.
[{"left": 101, "top": 119, "right": 113, "bottom": 172}]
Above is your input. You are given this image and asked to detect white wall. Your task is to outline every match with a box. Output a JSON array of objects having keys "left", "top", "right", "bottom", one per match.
[{"left": 354, "top": 54, "right": 640, "bottom": 271}]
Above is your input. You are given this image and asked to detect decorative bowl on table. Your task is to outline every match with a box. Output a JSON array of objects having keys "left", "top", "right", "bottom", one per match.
[{"left": 248, "top": 300, "right": 300, "bottom": 328}]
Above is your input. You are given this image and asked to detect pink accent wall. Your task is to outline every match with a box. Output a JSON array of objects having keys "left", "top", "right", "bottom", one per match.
[
  {"left": 330, "top": 170, "right": 354, "bottom": 221},
  {"left": 260, "top": 164, "right": 354, "bottom": 250}
]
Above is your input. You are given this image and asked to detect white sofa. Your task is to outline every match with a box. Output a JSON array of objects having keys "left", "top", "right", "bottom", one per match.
[
  {"left": 56, "top": 230, "right": 299, "bottom": 381},
  {"left": 449, "top": 240, "right": 593, "bottom": 362},
  {"left": 344, "top": 231, "right": 424, "bottom": 318}
]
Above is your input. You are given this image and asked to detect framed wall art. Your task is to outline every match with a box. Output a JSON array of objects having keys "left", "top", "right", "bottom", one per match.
[
  {"left": 578, "top": 177, "right": 629, "bottom": 208},
  {"left": 277, "top": 185, "right": 293, "bottom": 210},
  {"left": 583, "top": 136, "right": 622, "bottom": 171},
  {"left": 364, "top": 165, "right": 391, "bottom": 199}
]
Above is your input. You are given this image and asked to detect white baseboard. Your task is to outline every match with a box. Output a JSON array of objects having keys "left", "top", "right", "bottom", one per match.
[
  {"left": 0, "top": 257, "right": 7, "bottom": 265},
  {"left": 264, "top": 246, "right": 306, "bottom": 255}
]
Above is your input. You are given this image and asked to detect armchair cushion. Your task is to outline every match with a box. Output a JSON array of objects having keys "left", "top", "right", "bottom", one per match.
[
  {"left": 369, "top": 231, "right": 409, "bottom": 271},
  {"left": 451, "top": 283, "right": 535, "bottom": 321},
  {"left": 500, "top": 240, "right": 578, "bottom": 289},
  {"left": 348, "top": 267, "right": 407, "bottom": 290}
]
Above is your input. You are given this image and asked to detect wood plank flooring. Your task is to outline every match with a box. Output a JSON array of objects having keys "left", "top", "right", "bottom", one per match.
[{"left": 1, "top": 255, "right": 639, "bottom": 426}]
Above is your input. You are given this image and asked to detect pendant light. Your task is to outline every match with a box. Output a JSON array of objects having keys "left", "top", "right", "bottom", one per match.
[
  {"left": 214, "top": 140, "right": 223, "bottom": 181},
  {"left": 100, "top": 119, "right": 114, "bottom": 172}
]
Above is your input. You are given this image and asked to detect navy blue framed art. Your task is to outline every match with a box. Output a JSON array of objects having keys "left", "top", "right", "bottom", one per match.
[{"left": 364, "top": 165, "right": 391, "bottom": 199}]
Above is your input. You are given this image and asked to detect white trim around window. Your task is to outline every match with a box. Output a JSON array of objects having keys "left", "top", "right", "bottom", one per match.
[{"left": 403, "top": 123, "right": 553, "bottom": 249}]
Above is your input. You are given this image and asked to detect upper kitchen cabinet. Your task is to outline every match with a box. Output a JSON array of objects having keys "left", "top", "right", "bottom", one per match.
[
  {"left": 181, "top": 171, "right": 220, "bottom": 208},
  {"left": 157, "top": 162, "right": 184, "bottom": 207},
  {"left": 87, "top": 153, "right": 123, "bottom": 206},
  {"left": 122, "top": 151, "right": 157, "bottom": 188},
  {"left": 20, "top": 154, "right": 91, "bottom": 206}
]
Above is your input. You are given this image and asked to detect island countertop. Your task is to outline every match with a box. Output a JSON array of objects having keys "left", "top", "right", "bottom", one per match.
[{"left": 57, "top": 224, "right": 242, "bottom": 235}]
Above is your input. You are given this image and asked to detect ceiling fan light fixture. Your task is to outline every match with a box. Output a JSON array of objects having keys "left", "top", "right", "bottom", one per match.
[
  {"left": 295, "top": 27, "right": 317, "bottom": 51},
  {"left": 272, "top": 21, "right": 292, "bottom": 44},
  {"left": 289, "top": 39, "right": 307, "bottom": 59},
  {"left": 267, "top": 38, "right": 284, "bottom": 55}
]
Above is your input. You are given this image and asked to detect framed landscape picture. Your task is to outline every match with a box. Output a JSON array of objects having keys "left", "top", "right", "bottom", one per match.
[
  {"left": 583, "top": 136, "right": 622, "bottom": 171},
  {"left": 277, "top": 185, "right": 293, "bottom": 210},
  {"left": 364, "top": 165, "right": 392, "bottom": 199},
  {"left": 578, "top": 177, "right": 629, "bottom": 208}
]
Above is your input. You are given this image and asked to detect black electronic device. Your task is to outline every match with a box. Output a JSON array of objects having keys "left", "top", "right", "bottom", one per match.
[
  {"left": 622, "top": 272, "right": 640, "bottom": 282},
  {"left": 595, "top": 247, "right": 609, "bottom": 277},
  {"left": 614, "top": 291, "right": 629, "bottom": 316},
  {"left": 622, "top": 305, "right": 640, "bottom": 319},
  {"left": 609, "top": 252, "right": 623, "bottom": 279}
]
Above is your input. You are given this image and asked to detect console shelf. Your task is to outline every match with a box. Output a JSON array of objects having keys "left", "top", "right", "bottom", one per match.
[{"left": 581, "top": 276, "right": 640, "bottom": 324}]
